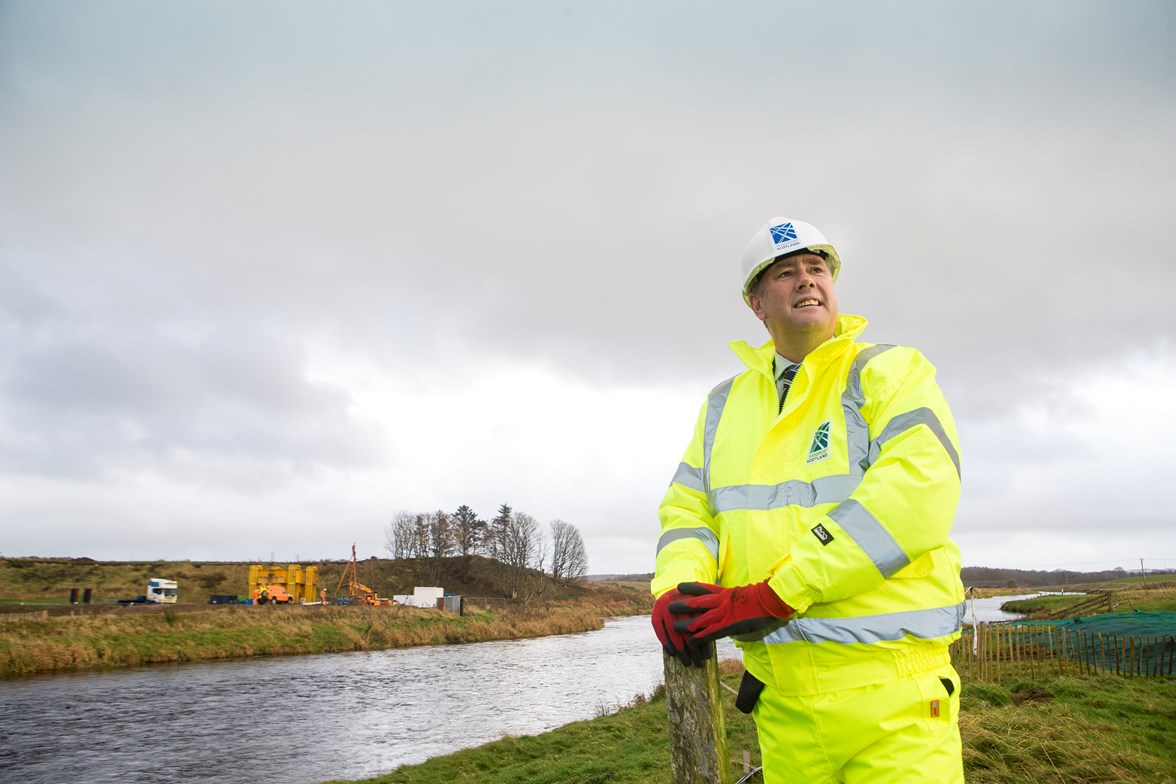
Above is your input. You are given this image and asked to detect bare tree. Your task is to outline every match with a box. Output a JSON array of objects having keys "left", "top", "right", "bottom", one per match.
[
  {"left": 410, "top": 513, "right": 431, "bottom": 560},
  {"left": 549, "top": 519, "right": 588, "bottom": 584},
  {"left": 388, "top": 503, "right": 586, "bottom": 598},
  {"left": 428, "top": 510, "right": 454, "bottom": 560},
  {"left": 502, "top": 511, "right": 545, "bottom": 600},
  {"left": 387, "top": 511, "right": 419, "bottom": 559}
]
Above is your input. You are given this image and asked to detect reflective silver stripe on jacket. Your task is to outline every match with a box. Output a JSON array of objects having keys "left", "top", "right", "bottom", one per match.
[
  {"left": 710, "top": 474, "right": 861, "bottom": 514},
  {"left": 761, "top": 602, "right": 965, "bottom": 646},
  {"left": 656, "top": 526, "right": 720, "bottom": 561},
  {"left": 702, "top": 376, "right": 736, "bottom": 499},
  {"left": 828, "top": 500, "right": 909, "bottom": 577},
  {"left": 842, "top": 344, "right": 895, "bottom": 474},
  {"left": 671, "top": 462, "right": 705, "bottom": 492},
  {"left": 869, "top": 407, "right": 961, "bottom": 478}
]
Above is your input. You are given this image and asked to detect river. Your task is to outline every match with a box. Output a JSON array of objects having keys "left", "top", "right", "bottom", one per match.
[
  {"left": 964, "top": 591, "right": 1080, "bottom": 624},
  {"left": 0, "top": 596, "right": 1046, "bottom": 784},
  {"left": 0, "top": 615, "right": 736, "bottom": 784}
]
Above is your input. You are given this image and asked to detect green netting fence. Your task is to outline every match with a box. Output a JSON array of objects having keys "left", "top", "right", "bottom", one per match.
[{"left": 950, "top": 612, "right": 1176, "bottom": 682}]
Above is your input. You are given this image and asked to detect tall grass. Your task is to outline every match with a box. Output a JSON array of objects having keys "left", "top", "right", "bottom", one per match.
[{"left": 0, "top": 602, "right": 619, "bottom": 677}]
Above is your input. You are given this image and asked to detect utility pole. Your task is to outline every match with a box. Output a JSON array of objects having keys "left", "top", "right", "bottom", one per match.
[{"left": 1140, "top": 558, "right": 1146, "bottom": 581}]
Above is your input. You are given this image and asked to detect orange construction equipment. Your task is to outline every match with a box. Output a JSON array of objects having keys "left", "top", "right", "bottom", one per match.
[
  {"left": 254, "top": 584, "right": 295, "bottom": 605},
  {"left": 334, "top": 544, "right": 395, "bottom": 606},
  {"left": 248, "top": 563, "right": 318, "bottom": 604}
]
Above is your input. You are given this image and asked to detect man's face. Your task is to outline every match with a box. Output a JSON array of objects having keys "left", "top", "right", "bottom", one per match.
[{"left": 747, "top": 252, "right": 839, "bottom": 340}]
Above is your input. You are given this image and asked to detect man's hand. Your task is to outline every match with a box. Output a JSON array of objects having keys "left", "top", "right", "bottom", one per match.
[
  {"left": 669, "top": 580, "right": 794, "bottom": 645},
  {"left": 653, "top": 588, "right": 712, "bottom": 667}
]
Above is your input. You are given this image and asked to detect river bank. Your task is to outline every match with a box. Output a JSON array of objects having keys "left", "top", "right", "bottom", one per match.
[
  {"left": 322, "top": 671, "right": 1176, "bottom": 784},
  {"left": 0, "top": 596, "right": 647, "bottom": 678}
]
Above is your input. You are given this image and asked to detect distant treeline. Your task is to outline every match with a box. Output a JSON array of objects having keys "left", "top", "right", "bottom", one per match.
[
  {"left": 590, "top": 574, "right": 654, "bottom": 583},
  {"left": 961, "top": 565, "right": 1174, "bottom": 588}
]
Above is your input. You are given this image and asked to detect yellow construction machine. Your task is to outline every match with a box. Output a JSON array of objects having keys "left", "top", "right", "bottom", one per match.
[{"left": 334, "top": 544, "right": 395, "bottom": 606}]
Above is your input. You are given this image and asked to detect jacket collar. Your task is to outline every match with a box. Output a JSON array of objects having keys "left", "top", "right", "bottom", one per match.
[{"left": 729, "top": 314, "right": 868, "bottom": 380}]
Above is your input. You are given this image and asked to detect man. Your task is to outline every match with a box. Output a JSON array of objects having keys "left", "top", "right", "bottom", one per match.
[{"left": 652, "top": 217, "right": 965, "bottom": 783}]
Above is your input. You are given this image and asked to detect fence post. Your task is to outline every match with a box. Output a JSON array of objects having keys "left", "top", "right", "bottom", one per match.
[
  {"left": 663, "top": 649, "right": 733, "bottom": 784},
  {"left": 977, "top": 623, "right": 987, "bottom": 682},
  {"left": 1028, "top": 628, "right": 1036, "bottom": 682}
]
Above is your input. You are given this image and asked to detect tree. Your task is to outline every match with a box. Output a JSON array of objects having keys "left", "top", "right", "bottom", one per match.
[
  {"left": 427, "top": 510, "right": 454, "bottom": 560},
  {"left": 386, "top": 511, "right": 438, "bottom": 584},
  {"left": 451, "top": 504, "right": 485, "bottom": 583},
  {"left": 480, "top": 504, "right": 546, "bottom": 599},
  {"left": 501, "top": 511, "right": 545, "bottom": 600},
  {"left": 386, "top": 511, "right": 419, "bottom": 559},
  {"left": 424, "top": 509, "right": 454, "bottom": 584},
  {"left": 409, "top": 513, "right": 431, "bottom": 559},
  {"left": 482, "top": 503, "right": 514, "bottom": 593},
  {"left": 549, "top": 519, "right": 588, "bottom": 584},
  {"left": 486, "top": 503, "right": 513, "bottom": 563}
]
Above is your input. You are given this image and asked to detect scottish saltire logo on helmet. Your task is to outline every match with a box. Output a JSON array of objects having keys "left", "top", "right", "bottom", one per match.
[
  {"left": 806, "top": 421, "right": 831, "bottom": 464},
  {"left": 769, "top": 222, "right": 797, "bottom": 246}
]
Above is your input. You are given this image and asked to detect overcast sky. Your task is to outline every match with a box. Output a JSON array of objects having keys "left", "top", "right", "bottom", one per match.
[{"left": 2, "top": 1, "right": 1174, "bottom": 578}]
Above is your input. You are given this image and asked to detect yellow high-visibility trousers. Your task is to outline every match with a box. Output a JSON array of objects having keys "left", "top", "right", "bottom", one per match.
[{"left": 752, "top": 664, "right": 964, "bottom": 783}]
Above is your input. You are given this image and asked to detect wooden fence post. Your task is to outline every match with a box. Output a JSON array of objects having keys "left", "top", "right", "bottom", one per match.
[{"left": 663, "top": 648, "right": 733, "bottom": 784}]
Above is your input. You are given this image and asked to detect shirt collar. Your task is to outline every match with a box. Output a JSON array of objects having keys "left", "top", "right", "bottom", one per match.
[{"left": 774, "top": 352, "right": 800, "bottom": 380}]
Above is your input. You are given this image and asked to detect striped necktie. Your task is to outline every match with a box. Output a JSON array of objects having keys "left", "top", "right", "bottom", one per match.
[{"left": 777, "top": 363, "right": 799, "bottom": 413}]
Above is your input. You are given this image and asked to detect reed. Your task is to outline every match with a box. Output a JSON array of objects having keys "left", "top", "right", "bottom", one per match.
[{"left": 0, "top": 601, "right": 627, "bottom": 677}]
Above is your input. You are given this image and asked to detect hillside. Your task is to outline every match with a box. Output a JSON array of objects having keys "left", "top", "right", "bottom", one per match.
[{"left": 0, "top": 555, "right": 651, "bottom": 610}]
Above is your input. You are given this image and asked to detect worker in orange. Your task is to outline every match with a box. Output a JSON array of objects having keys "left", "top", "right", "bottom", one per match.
[{"left": 652, "top": 217, "right": 965, "bottom": 783}]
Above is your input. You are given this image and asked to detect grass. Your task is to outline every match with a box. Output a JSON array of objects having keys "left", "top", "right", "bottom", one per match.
[
  {"left": 1001, "top": 586, "right": 1176, "bottom": 618},
  {"left": 0, "top": 601, "right": 635, "bottom": 677},
  {"left": 320, "top": 668, "right": 1176, "bottom": 784},
  {"left": 0, "top": 558, "right": 247, "bottom": 601},
  {"left": 1001, "top": 594, "right": 1088, "bottom": 614},
  {"left": 960, "top": 677, "right": 1176, "bottom": 783},
  {"left": 0, "top": 554, "right": 653, "bottom": 677}
]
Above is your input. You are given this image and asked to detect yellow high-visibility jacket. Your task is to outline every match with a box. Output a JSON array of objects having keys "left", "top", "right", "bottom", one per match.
[{"left": 654, "top": 314, "right": 965, "bottom": 696}]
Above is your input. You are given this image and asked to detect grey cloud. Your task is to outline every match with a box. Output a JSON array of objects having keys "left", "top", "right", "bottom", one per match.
[
  {"left": 2, "top": 1, "right": 1174, "bottom": 569},
  {"left": 0, "top": 296, "right": 386, "bottom": 482}
]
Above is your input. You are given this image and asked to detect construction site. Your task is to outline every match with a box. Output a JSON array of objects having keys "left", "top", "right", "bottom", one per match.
[
  {"left": 0, "top": 543, "right": 609, "bottom": 618},
  {"left": 236, "top": 545, "right": 461, "bottom": 612},
  {"left": 19, "top": 544, "right": 466, "bottom": 616}
]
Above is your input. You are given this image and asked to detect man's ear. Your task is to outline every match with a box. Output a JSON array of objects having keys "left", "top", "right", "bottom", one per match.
[{"left": 747, "top": 290, "right": 766, "bottom": 321}]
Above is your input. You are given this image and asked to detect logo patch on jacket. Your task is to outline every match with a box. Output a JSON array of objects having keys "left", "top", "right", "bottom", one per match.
[
  {"left": 811, "top": 524, "right": 834, "bottom": 546},
  {"left": 806, "top": 421, "right": 831, "bottom": 464}
]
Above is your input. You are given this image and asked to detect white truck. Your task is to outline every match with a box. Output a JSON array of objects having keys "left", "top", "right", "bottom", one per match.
[{"left": 117, "top": 578, "right": 179, "bottom": 605}]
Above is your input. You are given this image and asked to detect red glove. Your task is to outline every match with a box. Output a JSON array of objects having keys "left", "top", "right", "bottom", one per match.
[
  {"left": 669, "top": 580, "right": 794, "bottom": 645},
  {"left": 653, "top": 588, "right": 712, "bottom": 667}
]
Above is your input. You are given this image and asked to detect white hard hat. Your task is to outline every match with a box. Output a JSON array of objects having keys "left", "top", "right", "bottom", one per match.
[{"left": 740, "top": 217, "right": 841, "bottom": 303}]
